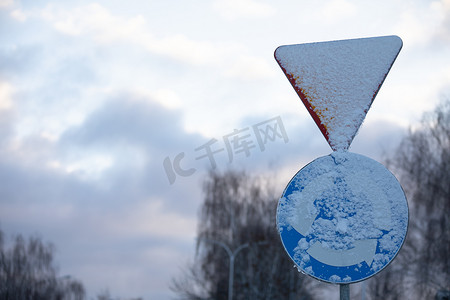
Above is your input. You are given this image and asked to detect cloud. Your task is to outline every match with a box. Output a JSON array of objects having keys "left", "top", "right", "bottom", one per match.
[
  {"left": 37, "top": 3, "right": 232, "bottom": 66},
  {"left": 60, "top": 94, "right": 200, "bottom": 152},
  {"left": 321, "top": 0, "right": 357, "bottom": 23},
  {"left": 0, "top": 163, "right": 197, "bottom": 299},
  {"left": 0, "top": 81, "right": 13, "bottom": 110},
  {"left": 350, "top": 118, "right": 407, "bottom": 160},
  {"left": 148, "top": 88, "right": 182, "bottom": 109},
  {"left": 0, "top": 91, "right": 203, "bottom": 298},
  {"left": 0, "top": 0, "right": 13, "bottom": 8},
  {"left": 393, "top": 0, "right": 450, "bottom": 46},
  {"left": 62, "top": 233, "right": 192, "bottom": 299},
  {"left": 0, "top": 86, "right": 205, "bottom": 209},
  {"left": 224, "top": 55, "right": 275, "bottom": 80},
  {"left": 146, "top": 34, "right": 229, "bottom": 65},
  {"left": 434, "top": 0, "right": 450, "bottom": 42},
  {"left": 213, "top": 0, "right": 275, "bottom": 20},
  {"left": 40, "top": 3, "right": 146, "bottom": 39},
  {"left": 34, "top": 2, "right": 275, "bottom": 77},
  {"left": 10, "top": 9, "right": 27, "bottom": 21},
  {"left": 56, "top": 93, "right": 206, "bottom": 207},
  {"left": 0, "top": 44, "right": 44, "bottom": 76},
  {"left": 99, "top": 199, "right": 196, "bottom": 241}
]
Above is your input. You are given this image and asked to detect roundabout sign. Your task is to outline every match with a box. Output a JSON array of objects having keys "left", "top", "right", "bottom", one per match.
[{"left": 277, "top": 151, "right": 408, "bottom": 283}]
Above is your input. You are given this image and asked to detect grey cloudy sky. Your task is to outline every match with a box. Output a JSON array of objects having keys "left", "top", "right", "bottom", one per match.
[{"left": 0, "top": 0, "right": 449, "bottom": 298}]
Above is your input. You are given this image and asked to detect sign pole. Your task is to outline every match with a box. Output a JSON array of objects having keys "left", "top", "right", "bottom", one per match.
[{"left": 340, "top": 284, "right": 350, "bottom": 300}]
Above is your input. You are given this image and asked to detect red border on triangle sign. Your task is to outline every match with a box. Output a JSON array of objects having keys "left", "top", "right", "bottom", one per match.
[{"left": 275, "top": 35, "right": 402, "bottom": 151}]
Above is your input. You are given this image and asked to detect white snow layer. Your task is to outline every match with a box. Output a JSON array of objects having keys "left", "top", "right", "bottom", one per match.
[
  {"left": 277, "top": 151, "right": 408, "bottom": 283},
  {"left": 275, "top": 36, "right": 402, "bottom": 150}
]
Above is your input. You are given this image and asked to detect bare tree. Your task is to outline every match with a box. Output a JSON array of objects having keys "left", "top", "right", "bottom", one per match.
[
  {"left": 171, "top": 170, "right": 316, "bottom": 300},
  {"left": 370, "top": 100, "right": 450, "bottom": 299},
  {"left": 0, "top": 229, "right": 85, "bottom": 300}
]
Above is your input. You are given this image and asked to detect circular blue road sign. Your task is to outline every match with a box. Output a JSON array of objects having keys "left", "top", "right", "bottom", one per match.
[{"left": 277, "top": 151, "right": 408, "bottom": 284}]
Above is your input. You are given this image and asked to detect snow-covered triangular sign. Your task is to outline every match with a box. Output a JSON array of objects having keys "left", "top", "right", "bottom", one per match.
[{"left": 275, "top": 35, "right": 402, "bottom": 151}]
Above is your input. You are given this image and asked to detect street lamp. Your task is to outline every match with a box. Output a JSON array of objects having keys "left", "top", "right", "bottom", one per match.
[{"left": 198, "top": 239, "right": 250, "bottom": 300}]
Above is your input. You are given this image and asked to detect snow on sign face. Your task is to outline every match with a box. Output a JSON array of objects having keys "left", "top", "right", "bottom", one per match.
[
  {"left": 276, "top": 151, "right": 409, "bottom": 284},
  {"left": 275, "top": 36, "right": 402, "bottom": 151}
]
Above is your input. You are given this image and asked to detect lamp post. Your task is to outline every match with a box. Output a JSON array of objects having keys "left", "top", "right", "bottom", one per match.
[{"left": 199, "top": 239, "right": 249, "bottom": 300}]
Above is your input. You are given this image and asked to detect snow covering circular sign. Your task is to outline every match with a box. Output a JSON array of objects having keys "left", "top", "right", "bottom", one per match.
[{"left": 277, "top": 151, "right": 408, "bottom": 284}]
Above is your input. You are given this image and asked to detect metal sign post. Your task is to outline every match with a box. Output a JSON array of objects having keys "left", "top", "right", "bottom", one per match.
[
  {"left": 340, "top": 284, "right": 350, "bottom": 300},
  {"left": 274, "top": 36, "right": 409, "bottom": 298}
]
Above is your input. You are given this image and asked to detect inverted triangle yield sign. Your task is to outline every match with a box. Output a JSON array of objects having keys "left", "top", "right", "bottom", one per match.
[{"left": 275, "top": 35, "right": 402, "bottom": 151}]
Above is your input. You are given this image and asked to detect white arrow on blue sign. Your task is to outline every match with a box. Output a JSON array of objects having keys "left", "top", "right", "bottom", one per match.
[{"left": 276, "top": 151, "right": 408, "bottom": 284}]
